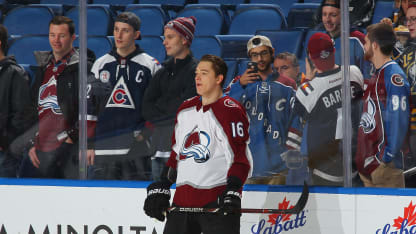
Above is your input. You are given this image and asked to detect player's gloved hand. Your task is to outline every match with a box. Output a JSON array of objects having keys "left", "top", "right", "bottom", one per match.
[
  {"left": 143, "top": 181, "right": 171, "bottom": 221},
  {"left": 218, "top": 176, "right": 242, "bottom": 215}
]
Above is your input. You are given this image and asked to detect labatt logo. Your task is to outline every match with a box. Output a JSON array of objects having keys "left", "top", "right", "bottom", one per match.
[
  {"left": 251, "top": 197, "right": 307, "bottom": 234},
  {"left": 376, "top": 201, "right": 416, "bottom": 234}
]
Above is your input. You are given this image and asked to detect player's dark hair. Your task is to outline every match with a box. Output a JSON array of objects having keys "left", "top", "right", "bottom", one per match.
[
  {"left": 200, "top": 54, "right": 228, "bottom": 87},
  {"left": 0, "top": 24, "right": 8, "bottom": 54},
  {"left": 49, "top": 16, "right": 75, "bottom": 36},
  {"left": 366, "top": 23, "right": 396, "bottom": 56}
]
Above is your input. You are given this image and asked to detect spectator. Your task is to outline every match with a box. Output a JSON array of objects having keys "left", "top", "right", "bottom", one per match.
[
  {"left": 0, "top": 24, "right": 32, "bottom": 177},
  {"left": 239, "top": 36, "right": 296, "bottom": 89},
  {"left": 142, "top": 16, "right": 198, "bottom": 181},
  {"left": 380, "top": 1, "right": 413, "bottom": 58},
  {"left": 396, "top": 3, "right": 416, "bottom": 187},
  {"left": 356, "top": 23, "right": 409, "bottom": 188},
  {"left": 380, "top": 0, "right": 409, "bottom": 28},
  {"left": 393, "top": 0, "right": 410, "bottom": 26},
  {"left": 19, "top": 16, "right": 91, "bottom": 179},
  {"left": 86, "top": 12, "right": 161, "bottom": 180},
  {"left": 225, "top": 35, "right": 302, "bottom": 185},
  {"left": 274, "top": 52, "right": 306, "bottom": 87},
  {"left": 314, "top": 0, "right": 372, "bottom": 79},
  {"left": 144, "top": 55, "right": 251, "bottom": 233},
  {"left": 293, "top": 32, "right": 364, "bottom": 186},
  {"left": 314, "top": 0, "right": 374, "bottom": 44}
]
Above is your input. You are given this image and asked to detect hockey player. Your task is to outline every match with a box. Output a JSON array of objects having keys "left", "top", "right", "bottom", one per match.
[
  {"left": 293, "top": 32, "right": 364, "bottom": 186},
  {"left": 356, "top": 23, "right": 410, "bottom": 188},
  {"left": 86, "top": 12, "right": 161, "bottom": 180},
  {"left": 225, "top": 35, "right": 301, "bottom": 185},
  {"left": 143, "top": 54, "right": 252, "bottom": 234}
]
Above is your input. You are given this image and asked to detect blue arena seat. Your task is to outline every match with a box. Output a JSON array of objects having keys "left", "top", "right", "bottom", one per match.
[
  {"left": 124, "top": 4, "right": 168, "bottom": 36},
  {"left": 3, "top": 5, "right": 55, "bottom": 35},
  {"left": 228, "top": 4, "right": 287, "bottom": 34},
  {"left": 74, "top": 36, "right": 113, "bottom": 59},
  {"left": 248, "top": 0, "right": 297, "bottom": 17},
  {"left": 190, "top": 36, "right": 222, "bottom": 60},
  {"left": 303, "top": 0, "right": 322, "bottom": 2},
  {"left": 223, "top": 58, "right": 238, "bottom": 88},
  {"left": 198, "top": 0, "right": 245, "bottom": 4},
  {"left": 93, "top": 0, "right": 137, "bottom": 4},
  {"left": 8, "top": 35, "right": 50, "bottom": 65},
  {"left": 236, "top": 58, "right": 250, "bottom": 76},
  {"left": 300, "top": 29, "right": 325, "bottom": 60},
  {"left": 139, "top": 0, "right": 186, "bottom": 4},
  {"left": 287, "top": 3, "right": 320, "bottom": 29},
  {"left": 371, "top": 1, "right": 395, "bottom": 24},
  {"left": 40, "top": 0, "right": 81, "bottom": 4},
  {"left": 176, "top": 4, "right": 226, "bottom": 36},
  {"left": 30, "top": 4, "right": 64, "bottom": 15},
  {"left": 216, "top": 34, "right": 253, "bottom": 59},
  {"left": 138, "top": 36, "right": 166, "bottom": 63},
  {"left": 65, "top": 5, "right": 113, "bottom": 36},
  {"left": 256, "top": 30, "right": 304, "bottom": 57}
]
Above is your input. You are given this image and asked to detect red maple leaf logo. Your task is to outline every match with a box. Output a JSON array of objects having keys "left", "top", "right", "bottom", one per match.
[
  {"left": 267, "top": 197, "right": 294, "bottom": 225},
  {"left": 393, "top": 201, "right": 416, "bottom": 230}
]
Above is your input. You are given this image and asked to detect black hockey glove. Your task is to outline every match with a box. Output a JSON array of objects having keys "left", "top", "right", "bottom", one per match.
[
  {"left": 143, "top": 181, "right": 171, "bottom": 221},
  {"left": 218, "top": 176, "right": 243, "bottom": 215}
]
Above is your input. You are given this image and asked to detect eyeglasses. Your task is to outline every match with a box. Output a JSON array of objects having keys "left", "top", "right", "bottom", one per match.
[
  {"left": 250, "top": 50, "right": 270, "bottom": 59},
  {"left": 405, "top": 17, "right": 416, "bottom": 25}
]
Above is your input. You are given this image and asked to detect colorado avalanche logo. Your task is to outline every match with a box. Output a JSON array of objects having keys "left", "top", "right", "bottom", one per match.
[
  {"left": 320, "top": 50, "right": 330, "bottom": 59},
  {"left": 360, "top": 97, "right": 376, "bottom": 133},
  {"left": 224, "top": 98, "right": 239, "bottom": 108},
  {"left": 38, "top": 76, "right": 62, "bottom": 114},
  {"left": 391, "top": 74, "right": 405, "bottom": 87},
  {"left": 106, "top": 76, "right": 135, "bottom": 109},
  {"left": 179, "top": 126, "right": 211, "bottom": 163}
]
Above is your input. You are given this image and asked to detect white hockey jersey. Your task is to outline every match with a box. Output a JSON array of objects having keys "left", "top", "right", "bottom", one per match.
[{"left": 167, "top": 95, "right": 253, "bottom": 207}]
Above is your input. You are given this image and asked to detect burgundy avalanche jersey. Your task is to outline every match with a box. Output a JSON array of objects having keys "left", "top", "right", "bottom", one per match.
[
  {"left": 36, "top": 61, "right": 69, "bottom": 152},
  {"left": 356, "top": 61, "right": 410, "bottom": 176},
  {"left": 167, "top": 95, "right": 252, "bottom": 207}
]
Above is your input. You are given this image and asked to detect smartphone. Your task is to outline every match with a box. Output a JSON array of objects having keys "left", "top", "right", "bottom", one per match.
[{"left": 247, "top": 61, "right": 258, "bottom": 73}]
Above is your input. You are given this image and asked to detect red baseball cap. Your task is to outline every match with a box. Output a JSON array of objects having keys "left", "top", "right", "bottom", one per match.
[{"left": 307, "top": 32, "right": 335, "bottom": 71}]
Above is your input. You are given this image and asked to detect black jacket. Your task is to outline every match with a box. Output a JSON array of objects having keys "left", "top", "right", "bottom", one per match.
[
  {"left": 30, "top": 49, "right": 95, "bottom": 142},
  {"left": 142, "top": 54, "right": 198, "bottom": 153},
  {"left": 0, "top": 56, "right": 32, "bottom": 150}
]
